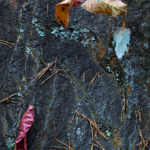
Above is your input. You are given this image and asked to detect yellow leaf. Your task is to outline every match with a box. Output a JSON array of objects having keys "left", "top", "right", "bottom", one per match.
[{"left": 81, "top": 0, "right": 127, "bottom": 17}]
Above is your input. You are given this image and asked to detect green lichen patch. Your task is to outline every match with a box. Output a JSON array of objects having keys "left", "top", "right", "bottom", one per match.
[
  {"left": 6, "top": 137, "right": 15, "bottom": 149},
  {"left": 50, "top": 26, "right": 96, "bottom": 48},
  {"left": 32, "top": 17, "right": 45, "bottom": 37}
]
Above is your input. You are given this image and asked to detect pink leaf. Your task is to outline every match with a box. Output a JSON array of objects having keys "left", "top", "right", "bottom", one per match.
[
  {"left": 72, "top": 0, "right": 82, "bottom": 6},
  {"left": 15, "top": 105, "right": 34, "bottom": 150}
]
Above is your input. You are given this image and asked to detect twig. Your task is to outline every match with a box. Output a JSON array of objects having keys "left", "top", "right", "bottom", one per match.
[
  {"left": 31, "top": 61, "right": 55, "bottom": 81},
  {"left": 39, "top": 62, "right": 55, "bottom": 78},
  {"left": 31, "top": 58, "right": 69, "bottom": 85},
  {"left": 0, "top": 39, "right": 15, "bottom": 48},
  {"left": 89, "top": 142, "right": 100, "bottom": 149},
  {"left": 137, "top": 106, "right": 142, "bottom": 123},
  {"left": 55, "top": 138, "right": 69, "bottom": 148},
  {"left": 0, "top": 41, "right": 13, "bottom": 48},
  {"left": 0, "top": 39, "right": 15, "bottom": 45},
  {"left": 51, "top": 119, "right": 74, "bottom": 150},
  {"left": 41, "top": 59, "right": 69, "bottom": 73},
  {"left": 52, "top": 119, "right": 56, "bottom": 139},
  {"left": 75, "top": 110, "right": 107, "bottom": 138},
  {"left": 0, "top": 93, "right": 18, "bottom": 103},
  {"left": 121, "top": 97, "right": 126, "bottom": 120},
  {"left": 138, "top": 126, "right": 148, "bottom": 149},
  {"left": 58, "top": 73, "right": 68, "bottom": 79},
  {"left": 89, "top": 72, "right": 101, "bottom": 87},
  {"left": 94, "top": 138, "right": 105, "bottom": 150},
  {"left": 0, "top": 40, "right": 15, "bottom": 45},
  {"left": 50, "top": 146, "right": 69, "bottom": 149},
  {"left": 132, "top": 126, "right": 150, "bottom": 150},
  {"left": 69, "top": 138, "right": 71, "bottom": 150},
  {"left": 51, "top": 138, "right": 74, "bottom": 150},
  {"left": 82, "top": 72, "right": 85, "bottom": 83},
  {"left": 40, "top": 70, "right": 58, "bottom": 85},
  {"left": 89, "top": 138, "right": 105, "bottom": 150},
  {"left": 89, "top": 142, "right": 105, "bottom": 150},
  {"left": 90, "top": 122, "right": 94, "bottom": 150}
]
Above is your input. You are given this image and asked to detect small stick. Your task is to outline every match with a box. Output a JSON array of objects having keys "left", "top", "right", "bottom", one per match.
[
  {"left": 90, "top": 122, "right": 94, "bottom": 150},
  {"left": 94, "top": 138, "right": 105, "bottom": 150},
  {"left": 39, "top": 70, "right": 58, "bottom": 85},
  {"left": 40, "top": 58, "right": 54, "bottom": 74},
  {"left": 121, "top": 97, "right": 126, "bottom": 120},
  {"left": 75, "top": 110, "right": 107, "bottom": 138},
  {"left": 52, "top": 119, "right": 56, "bottom": 139},
  {"left": 69, "top": 138, "right": 71, "bottom": 150},
  {"left": 51, "top": 119, "right": 74, "bottom": 150},
  {"left": 89, "top": 72, "right": 100, "bottom": 87},
  {"left": 38, "top": 61, "right": 55, "bottom": 78},
  {"left": 41, "top": 58, "right": 69, "bottom": 73},
  {"left": 51, "top": 138, "right": 74, "bottom": 150},
  {"left": 138, "top": 126, "right": 147, "bottom": 148},
  {"left": 50, "top": 146, "right": 69, "bottom": 149},
  {"left": 0, "top": 93, "right": 18, "bottom": 103},
  {"left": 132, "top": 126, "right": 149, "bottom": 150},
  {"left": 137, "top": 106, "right": 142, "bottom": 123},
  {"left": 82, "top": 72, "right": 85, "bottom": 83},
  {"left": 90, "top": 122, "right": 94, "bottom": 142},
  {"left": 51, "top": 68, "right": 70, "bottom": 72},
  {"left": 0, "top": 39, "right": 15, "bottom": 45},
  {"left": 58, "top": 73, "right": 68, "bottom": 79},
  {"left": 55, "top": 138, "right": 69, "bottom": 148},
  {"left": 31, "top": 61, "right": 55, "bottom": 81},
  {"left": 0, "top": 41, "right": 14, "bottom": 48},
  {"left": 92, "top": 121, "right": 107, "bottom": 138},
  {"left": 0, "top": 39, "right": 15, "bottom": 48},
  {"left": 89, "top": 142, "right": 100, "bottom": 149}
]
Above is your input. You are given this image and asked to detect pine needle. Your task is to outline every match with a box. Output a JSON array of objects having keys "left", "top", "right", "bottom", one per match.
[
  {"left": 0, "top": 93, "right": 18, "bottom": 103},
  {"left": 89, "top": 72, "right": 100, "bottom": 86},
  {"left": 137, "top": 106, "right": 142, "bottom": 123}
]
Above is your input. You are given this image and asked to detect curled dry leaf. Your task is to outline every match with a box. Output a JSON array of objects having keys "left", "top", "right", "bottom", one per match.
[
  {"left": 56, "top": 0, "right": 82, "bottom": 27},
  {"left": 15, "top": 105, "right": 34, "bottom": 150},
  {"left": 82, "top": 0, "right": 127, "bottom": 17}
]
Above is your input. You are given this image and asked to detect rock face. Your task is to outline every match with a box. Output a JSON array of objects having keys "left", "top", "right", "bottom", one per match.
[{"left": 0, "top": 0, "right": 150, "bottom": 150}]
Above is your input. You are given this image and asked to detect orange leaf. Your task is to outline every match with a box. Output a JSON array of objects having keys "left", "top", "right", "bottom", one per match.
[
  {"left": 56, "top": 4, "right": 70, "bottom": 27},
  {"left": 56, "top": 0, "right": 81, "bottom": 27}
]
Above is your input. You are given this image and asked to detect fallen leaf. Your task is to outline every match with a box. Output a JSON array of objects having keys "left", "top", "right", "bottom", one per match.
[
  {"left": 56, "top": 0, "right": 82, "bottom": 27},
  {"left": 82, "top": 0, "right": 127, "bottom": 17},
  {"left": 113, "top": 27, "right": 131, "bottom": 59},
  {"left": 56, "top": 4, "right": 70, "bottom": 27},
  {"left": 72, "top": 0, "right": 82, "bottom": 6},
  {"left": 15, "top": 105, "right": 34, "bottom": 150}
]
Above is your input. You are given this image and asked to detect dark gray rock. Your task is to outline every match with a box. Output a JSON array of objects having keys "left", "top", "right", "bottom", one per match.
[{"left": 0, "top": 0, "right": 150, "bottom": 150}]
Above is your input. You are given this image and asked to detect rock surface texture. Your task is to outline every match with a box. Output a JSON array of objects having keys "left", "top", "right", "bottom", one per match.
[{"left": 0, "top": 0, "right": 150, "bottom": 150}]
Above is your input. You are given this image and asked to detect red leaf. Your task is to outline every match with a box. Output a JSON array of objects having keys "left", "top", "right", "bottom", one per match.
[
  {"left": 72, "top": 0, "right": 82, "bottom": 6},
  {"left": 15, "top": 105, "right": 34, "bottom": 150}
]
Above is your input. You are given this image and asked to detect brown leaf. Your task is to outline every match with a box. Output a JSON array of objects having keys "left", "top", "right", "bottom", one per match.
[{"left": 82, "top": 0, "right": 127, "bottom": 17}]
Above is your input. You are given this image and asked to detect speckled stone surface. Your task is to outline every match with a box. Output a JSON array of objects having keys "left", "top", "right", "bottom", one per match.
[{"left": 0, "top": 0, "right": 150, "bottom": 150}]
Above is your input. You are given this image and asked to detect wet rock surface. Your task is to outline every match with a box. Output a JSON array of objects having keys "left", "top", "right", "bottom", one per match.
[{"left": 0, "top": 0, "right": 150, "bottom": 150}]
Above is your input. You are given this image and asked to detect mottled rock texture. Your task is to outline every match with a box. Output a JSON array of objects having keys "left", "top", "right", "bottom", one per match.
[{"left": 0, "top": 0, "right": 150, "bottom": 150}]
